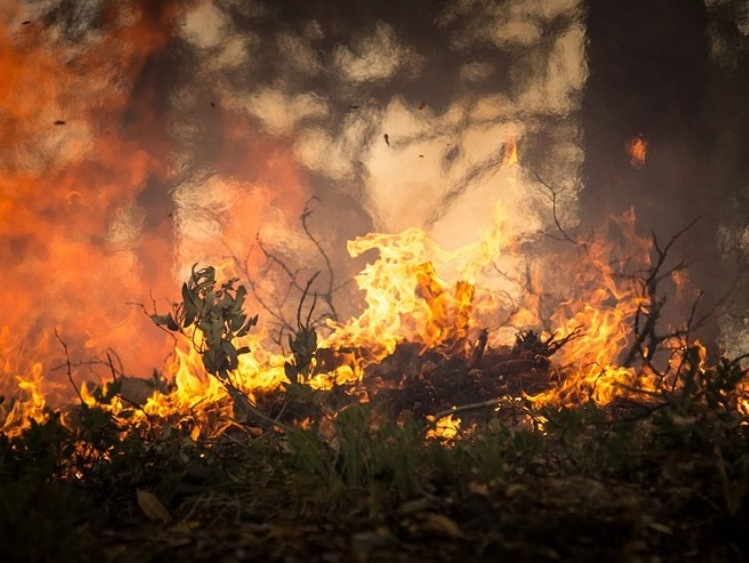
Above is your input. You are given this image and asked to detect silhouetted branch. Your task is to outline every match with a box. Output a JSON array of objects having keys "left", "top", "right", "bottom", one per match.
[
  {"left": 623, "top": 217, "right": 705, "bottom": 371},
  {"left": 301, "top": 197, "right": 339, "bottom": 322},
  {"left": 55, "top": 329, "right": 84, "bottom": 405},
  {"left": 534, "top": 172, "right": 577, "bottom": 244}
]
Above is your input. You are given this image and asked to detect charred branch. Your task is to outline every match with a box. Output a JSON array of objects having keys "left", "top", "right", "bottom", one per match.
[
  {"left": 301, "top": 196, "right": 339, "bottom": 322},
  {"left": 54, "top": 329, "right": 83, "bottom": 405},
  {"left": 534, "top": 172, "right": 577, "bottom": 245},
  {"left": 623, "top": 218, "right": 702, "bottom": 372}
]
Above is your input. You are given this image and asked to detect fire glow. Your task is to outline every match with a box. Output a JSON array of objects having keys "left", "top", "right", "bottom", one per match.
[
  {"left": 1, "top": 154, "right": 725, "bottom": 439},
  {"left": 1, "top": 1, "right": 747, "bottom": 443}
]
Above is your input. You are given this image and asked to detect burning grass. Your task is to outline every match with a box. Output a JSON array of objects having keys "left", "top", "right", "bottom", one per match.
[
  {"left": 2, "top": 357, "right": 749, "bottom": 561},
  {"left": 1, "top": 210, "right": 748, "bottom": 561}
]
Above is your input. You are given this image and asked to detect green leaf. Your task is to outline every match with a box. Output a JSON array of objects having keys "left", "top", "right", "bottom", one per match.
[
  {"left": 303, "top": 330, "right": 317, "bottom": 354},
  {"left": 151, "top": 314, "right": 179, "bottom": 332},
  {"left": 181, "top": 282, "right": 194, "bottom": 308},
  {"left": 233, "top": 286, "right": 247, "bottom": 312},
  {"left": 203, "top": 347, "right": 220, "bottom": 375},
  {"left": 221, "top": 341, "right": 239, "bottom": 370},
  {"left": 204, "top": 291, "right": 215, "bottom": 310},
  {"left": 103, "top": 380, "right": 122, "bottom": 403},
  {"left": 236, "top": 315, "right": 258, "bottom": 337},
  {"left": 210, "top": 320, "right": 222, "bottom": 345},
  {"left": 197, "top": 320, "right": 212, "bottom": 336},
  {"left": 230, "top": 313, "right": 247, "bottom": 333},
  {"left": 284, "top": 362, "right": 298, "bottom": 385},
  {"left": 183, "top": 308, "right": 197, "bottom": 327}
]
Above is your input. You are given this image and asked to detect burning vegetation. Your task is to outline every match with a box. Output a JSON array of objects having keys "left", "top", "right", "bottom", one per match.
[
  {"left": 2, "top": 1, "right": 749, "bottom": 560},
  {"left": 2, "top": 185, "right": 749, "bottom": 560}
]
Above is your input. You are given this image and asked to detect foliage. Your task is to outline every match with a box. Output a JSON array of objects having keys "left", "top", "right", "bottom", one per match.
[
  {"left": 283, "top": 274, "right": 321, "bottom": 386},
  {"left": 4, "top": 259, "right": 749, "bottom": 560},
  {"left": 2, "top": 355, "right": 749, "bottom": 561},
  {"left": 151, "top": 264, "right": 257, "bottom": 378}
]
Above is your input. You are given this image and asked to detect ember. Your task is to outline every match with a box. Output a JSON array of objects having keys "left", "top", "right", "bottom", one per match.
[{"left": 626, "top": 134, "right": 648, "bottom": 168}]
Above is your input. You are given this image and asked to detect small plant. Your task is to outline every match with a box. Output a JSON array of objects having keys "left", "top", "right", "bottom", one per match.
[
  {"left": 152, "top": 264, "right": 258, "bottom": 379},
  {"left": 283, "top": 274, "right": 321, "bottom": 386}
]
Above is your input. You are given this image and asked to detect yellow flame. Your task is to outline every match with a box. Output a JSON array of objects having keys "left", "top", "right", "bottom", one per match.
[
  {"left": 3, "top": 134, "right": 740, "bottom": 441},
  {"left": 426, "top": 412, "right": 462, "bottom": 440},
  {"left": 1, "top": 362, "right": 48, "bottom": 438}
]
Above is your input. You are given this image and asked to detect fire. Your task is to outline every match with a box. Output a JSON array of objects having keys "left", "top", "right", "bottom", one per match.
[
  {"left": 426, "top": 413, "right": 462, "bottom": 440},
  {"left": 0, "top": 68, "right": 741, "bottom": 447},
  {"left": 626, "top": 134, "right": 648, "bottom": 167},
  {"left": 143, "top": 341, "right": 232, "bottom": 437},
  {"left": 323, "top": 228, "right": 479, "bottom": 365},
  {"left": 502, "top": 136, "right": 519, "bottom": 168},
  {"left": 0, "top": 0, "right": 188, "bottom": 387},
  {"left": 0, "top": 362, "right": 48, "bottom": 438}
]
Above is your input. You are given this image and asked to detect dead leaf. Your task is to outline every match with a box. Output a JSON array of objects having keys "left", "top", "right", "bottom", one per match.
[
  {"left": 505, "top": 483, "right": 527, "bottom": 497},
  {"left": 421, "top": 512, "right": 464, "bottom": 539},
  {"left": 399, "top": 497, "right": 434, "bottom": 515},
  {"left": 136, "top": 489, "right": 171, "bottom": 523},
  {"left": 468, "top": 481, "right": 489, "bottom": 496}
]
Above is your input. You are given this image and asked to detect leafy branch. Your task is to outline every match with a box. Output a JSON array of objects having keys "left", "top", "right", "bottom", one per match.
[{"left": 151, "top": 264, "right": 257, "bottom": 379}]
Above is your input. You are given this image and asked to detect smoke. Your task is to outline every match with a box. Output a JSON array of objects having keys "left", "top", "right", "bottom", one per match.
[
  {"left": 170, "top": 0, "right": 587, "bottom": 272},
  {"left": 583, "top": 0, "right": 749, "bottom": 357},
  {"left": 0, "top": 0, "right": 186, "bottom": 387}
]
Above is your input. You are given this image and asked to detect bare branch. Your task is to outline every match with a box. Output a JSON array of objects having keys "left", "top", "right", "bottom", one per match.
[
  {"left": 301, "top": 197, "right": 339, "bottom": 321},
  {"left": 534, "top": 172, "right": 577, "bottom": 244},
  {"left": 54, "top": 329, "right": 83, "bottom": 405}
]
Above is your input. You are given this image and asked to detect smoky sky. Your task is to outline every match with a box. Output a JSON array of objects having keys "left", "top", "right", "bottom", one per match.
[
  {"left": 1, "top": 0, "right": 747, "bottom": 381},
  {"left": 170, "top": 0, "right": 586, "bottom": 248}
]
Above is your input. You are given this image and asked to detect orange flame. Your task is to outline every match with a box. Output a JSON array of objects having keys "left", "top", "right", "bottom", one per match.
[
  {"left": 502, "top": 137, "right": 519, "bottom": 168},
  {"left": 626, "top": 134, "right": 648, "bottom": 168}
]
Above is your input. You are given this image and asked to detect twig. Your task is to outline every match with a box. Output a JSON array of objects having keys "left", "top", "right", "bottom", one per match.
[
  {"left": 468, "top": 329, "right": 488, "bottom": 369},
  {"left": 297, "top": 272, "right": 321, "bottom": 331},
  {"left": 534, "top": 172, "right": 577, "bottom": 244},
  {"left": 104, "top": 352, "right": 153, "bottom": 422},
  {"left": 129, "top": 300, "right": 179, "bottom": 346},
  {"left": 222, "top": 380, "right": 294, "bottom": 434},
  {"left": 301, "top": 196, "right": 339, "bottom": 321},
  {"left": 431, "top": 397, "right": 513, "bottom": 422},
  {"left": 54, "top": 329, "right": 83, "bottom": 405},
  {"left": 256, "top": 234, "right": 306, "bottom": 294},
  {"left": 623, "top": 217, "right": 703, "bottom": 370}
]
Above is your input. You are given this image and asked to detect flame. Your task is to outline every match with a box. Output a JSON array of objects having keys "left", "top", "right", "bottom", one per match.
[
  {"left": 322, "top": 224, "right": 497, "bottom": 370},
  {"left": 0, "top": 362, "right": 48, "bottom": 438},
  {"left": 626, "top": 134, "right": 648, "bottom": 168},
  {"left": 426, "top": 412, "right": 462, "bottom": 440},
  {"left": 0, "top": 81, "right": 742, "bottom": 447},
  {"left": 527, "top": 208, "right": 660, "bottom": 405},
  {"left": 502, "top": 136, "right": 519, "bottom": 168}
]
